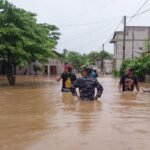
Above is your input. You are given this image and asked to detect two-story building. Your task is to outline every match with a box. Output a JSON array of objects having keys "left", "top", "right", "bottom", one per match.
[{"left": 110, "top": 26, "right": 150, "bottom": 71}]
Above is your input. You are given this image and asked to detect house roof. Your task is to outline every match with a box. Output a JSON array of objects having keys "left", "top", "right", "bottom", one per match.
[
  {"left": 52, "top": 50, "right": 64, "bottom": 58},
  {"left": 110, "top": 31, "right": 122, "bottom": 43},
  {"left": 109, "top": 26, "right": 150, "bottom": 43}
]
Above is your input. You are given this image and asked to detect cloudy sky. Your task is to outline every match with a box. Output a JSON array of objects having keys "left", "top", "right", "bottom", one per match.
[{"left": 9, "top": 0, "right": 150, "bottom": 54}]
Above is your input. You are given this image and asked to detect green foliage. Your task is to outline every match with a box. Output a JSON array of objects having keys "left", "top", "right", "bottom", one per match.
[
  {"left": 0, "top": 0, "right": 60, "bottom": 84},
  {"left": 0, "top": 0, "right": 60, "bottom": 66},
  {"left": 120, "top": 59, "right": 132, "bottom": 76},
  {"left": 33, "top": 64, "right": 41, "bottom": 74},
  {"left": 113, "top": 70, "right": 120, "bottom": 78},
  {"left": 64, "top": 51, "right": 82, "bottom": 71},
  {"left": 87, "top": 50, "right": 113, "bottom": 65},
  {"left": 81, "top": 55, "right": 92, "bottom": 67},
  {"left": 120, "top": 55, "right": 150, "bottom": 81},
  {"left": 62, "top": 49, "right": 113, "bottom": 71}
]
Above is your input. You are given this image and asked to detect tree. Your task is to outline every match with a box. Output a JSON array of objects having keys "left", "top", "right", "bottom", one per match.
[
  {"left": 81, "top": 53, "right": 92, "bottom": 67},
  {"left": 87, "top": 50, "right": 113, "bottom": 65},
  {"left": 0, "top": 0, "right": 60, "bottom": 85},
  {"left": 63, "top": 50, "right": 82, "bottom": 71},
  {"left": 120, "top": 55, "right": 150, "bottom": 81},
  {"left": 62, "top": 48, "right": 69, "bottom": 63},
  {"left": 99, "top": 50, "right": 113, "bottom": 59},
  {"left": 87, "top": 51, "right": 101, "bottom": 64}
]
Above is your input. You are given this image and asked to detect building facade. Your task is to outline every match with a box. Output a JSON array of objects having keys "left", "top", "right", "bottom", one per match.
[
  {"left": 4, "top": 51, "right": 64, "bottom": 76},
  {"left": 95, "top": 59, "right": 113, "bottom": 74},
  {"left": 45, "top": 59, "right": 63, "bottom": 76},
  {"left": 110, "top": 26, "right": 150, "bottom": 71}
]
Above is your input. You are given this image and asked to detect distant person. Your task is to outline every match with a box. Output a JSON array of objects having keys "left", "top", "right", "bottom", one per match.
[
  {"left": 71, "top": 67, "right": 103, "bottom": 100},
  {"left": 93, "top": 69, "right": 99, "bottom": 79},
  {"left": 88, "top": 68, "right": 97, "bottom": 79},
  {"left": 118, "top": 68, "right": 139, "bottom": 92},
  {"left": 23, "top": 69, "right": 28, "bottom": 75},
  {"left": 56, "top": 64, "right": 77, "bottom": 92}
]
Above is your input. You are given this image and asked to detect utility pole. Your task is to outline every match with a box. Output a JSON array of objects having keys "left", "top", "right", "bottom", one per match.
[
  {"left": 132, "top": 26, "right": 134, "bottom": 59},
  {"left": 101, "top": 43, "right": 104, "bottom": 74},
  {"left": 123, "top": 16, "right": 126, "bottom": 60},
  {"left": 148, "top": 27, "right": 150, "bottom": 53}
]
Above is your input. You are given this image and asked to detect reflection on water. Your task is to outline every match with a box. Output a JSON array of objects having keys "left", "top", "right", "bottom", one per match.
[
  {"left": 75, "top": 100, "right": 102, "bottom": 134},
  {"left": 0, "top": 76, "right": 150, "bottom": 150}
]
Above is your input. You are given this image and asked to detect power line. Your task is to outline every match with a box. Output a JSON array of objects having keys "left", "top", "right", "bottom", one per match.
[
  {"left": 104, "top": 20, "right": 123, "bottom": 44},
  {"left": 127, "top": 0, "right": 150, "bottom": 23},
  {"left": 103, "top": 0, "right": 150, "bottom": 50},
  {"left": 57, "top": 17, "right": 121, "bottom": 28},
  {"left": 70, "top": 20, "right": 123, "bottom": 50},
  {"left": 130, "top": 8, "right": 150, "bottom": 17},
  {"left": 59, "top": 18, "right": 122, "bottom": 45},
  {"left": 59, "top": 26, "right": 102, "bottom": 45}
]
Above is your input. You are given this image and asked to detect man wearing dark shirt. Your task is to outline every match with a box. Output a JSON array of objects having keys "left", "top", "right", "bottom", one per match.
[
  {"left": 119, "top": 68, "right": 139, "bottom": 92},
  {"left": 71, "top": 67, "right": 103, "bottom": 100},
  {"left": 56, "top": 64, "right": 76, "bottom": 92}
]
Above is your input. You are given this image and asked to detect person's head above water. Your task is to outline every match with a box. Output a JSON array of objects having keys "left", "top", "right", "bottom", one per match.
[
  {"left": 125, "top": 67, "right": 133, "bottom": 77},
  {"left": 80, "top": 67, "right": 89, "bottom": 77},
  {"left": 67, "top": 64, "right": 73, "bottom": 72},
  {"left": 64, "top": 64, "right": 73, "bottom": 73}
]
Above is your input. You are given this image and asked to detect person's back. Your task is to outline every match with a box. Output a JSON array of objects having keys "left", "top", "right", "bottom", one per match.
[
  {"left": 61, "top": 72, "right": 76, "bottom": 92},
  {"left": 56, "top": 64, "right": 76, "bottom": 92}
]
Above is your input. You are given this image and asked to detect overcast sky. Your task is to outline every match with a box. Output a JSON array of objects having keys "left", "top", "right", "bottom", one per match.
[{"left": 9, "top": 0, "right": 150, "bottom": 54}]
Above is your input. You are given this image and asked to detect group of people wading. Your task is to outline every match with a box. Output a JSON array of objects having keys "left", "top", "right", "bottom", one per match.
[{"left": 56, "top": 64, "right": 141, "bottom": 101}]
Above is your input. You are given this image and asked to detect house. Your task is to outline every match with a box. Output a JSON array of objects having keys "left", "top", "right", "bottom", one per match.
[
  {"left": 45, "top": 59, "right": 63, "bottom": 76},
  {"left": 110, "top": 26, "right": 150, "bottom": 71},
  {"left": 16, "top": 51, "right": 64, "bottom": 76},
  {"left": 45, "top": 51, "right": 64, "bottom": 76}
]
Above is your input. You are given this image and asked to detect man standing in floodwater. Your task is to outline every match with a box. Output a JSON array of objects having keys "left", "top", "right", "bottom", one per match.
[
  {"left": 71, "top": 67, "right": 103, "bottom": 100},
  {"left": 118, "top": 68, "right": 140, "bottom": 92},
  {"left": 56, "top": 64, "right": 77, "bottom": 92}
]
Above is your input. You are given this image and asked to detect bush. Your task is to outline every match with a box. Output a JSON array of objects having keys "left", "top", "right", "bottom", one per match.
[
  {"left": 113, "top": 70, "right": 120, "bottom": 78},
  {"left": 120, "top": 55, "right": 150, "bottom": 82}
]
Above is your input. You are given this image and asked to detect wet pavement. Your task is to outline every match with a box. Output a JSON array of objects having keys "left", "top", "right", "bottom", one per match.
[{"left": 0, "top": 76, "right": 150, "bottom": 150}]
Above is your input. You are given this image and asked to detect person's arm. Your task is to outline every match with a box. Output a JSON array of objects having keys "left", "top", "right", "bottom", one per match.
[
  {"left": 56, "top": 75, "right": 61, "bottom": 81},
  {"left": 56, "top": 73, "right": 63, "bottom": 82},
  {"left": 135, "top": 84, "right": 140, "bottom": 92},
  {"left": 118, "top": 76, "right": 123, "bottom": 92},
  {"left": 95, "top": 81, "right": 103, "bottom": 100},
  {"left": 71, "top": 79, "right": 80, "bottom": 98},
  {"left": 73, "top": 74, "right": 77, "bottom": 82},
  {"left": 134, "top": 77, "right": 140, "bottom": 92}
]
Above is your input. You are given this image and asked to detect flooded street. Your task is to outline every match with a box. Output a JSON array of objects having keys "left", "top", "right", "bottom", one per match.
[{"left": 0, "top": 76, "right": 150, "bottom": 150}]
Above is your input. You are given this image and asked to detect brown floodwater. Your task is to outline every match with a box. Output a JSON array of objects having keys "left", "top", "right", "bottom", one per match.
[{"left": 0, "top": 76, "right": 150, "bottom": 150}]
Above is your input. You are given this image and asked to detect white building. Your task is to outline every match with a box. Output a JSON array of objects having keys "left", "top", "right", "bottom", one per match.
[
  {"left": 110, "top": 26, "right": 150, "bottom": 71},
  {"left": 95, "top": 59, "right": 113, "bottom": 74},
  {"left": 16, "top": 51, "right": 64, "bottom": 76},
  {"left": 45, "top": 59, "right": 63, "bottom": 76}
]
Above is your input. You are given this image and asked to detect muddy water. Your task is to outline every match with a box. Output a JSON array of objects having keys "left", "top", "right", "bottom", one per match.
[{"left": 0, "top": 76, "right": 150, "bottom": 150}]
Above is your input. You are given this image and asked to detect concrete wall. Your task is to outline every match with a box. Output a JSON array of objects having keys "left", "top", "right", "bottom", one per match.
[
  {"left": 104, "top": 60, "right": 113, "bottom": 74},
  {"left": 46, "top": 59, "right": 63, "bottom": 75},
  {"left": 16, "top": 59, "right": 63, "bottom": 76},
  {"left": 95, "top": 59, "right": 113, "bottom": 74},
  {"left": 113, "top": 26, "right": 150, "bottom": 71}
]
